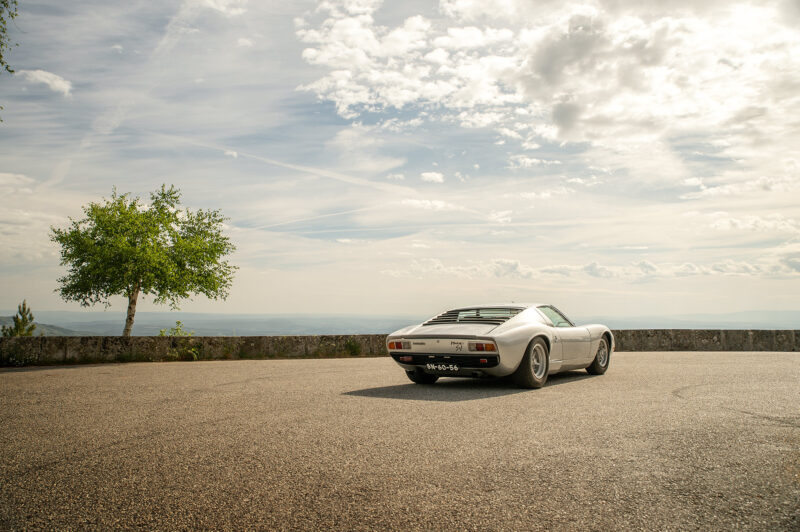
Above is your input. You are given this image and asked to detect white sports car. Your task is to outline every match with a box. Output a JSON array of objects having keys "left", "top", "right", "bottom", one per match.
[{"left": 387, "top": 304, "right": 613, "bottom": 388}]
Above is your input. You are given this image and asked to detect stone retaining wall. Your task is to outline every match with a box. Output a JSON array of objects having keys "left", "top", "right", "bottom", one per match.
[
  {"left": 0, "top": 335, "right": 388, "bottom": 366},
  {"left": 612, "top": 329, "right": 799, "bottom": 352},
  {"left": 1, "top": 330, "right": 798, "bottom": 366}
]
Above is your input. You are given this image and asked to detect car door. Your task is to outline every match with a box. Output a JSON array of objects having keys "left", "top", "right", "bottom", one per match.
[{"left": 537, "top": 306, "right": 591, "bottom": 365}]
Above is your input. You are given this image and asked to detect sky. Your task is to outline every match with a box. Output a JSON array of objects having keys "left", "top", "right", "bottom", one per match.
[{"left": 1, "top": 0, "right": 799, "bottom": 321}]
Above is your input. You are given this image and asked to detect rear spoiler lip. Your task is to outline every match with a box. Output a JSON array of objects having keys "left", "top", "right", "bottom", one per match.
[{"left": 387, "top": 334, "right": 497, "bottom": 341}]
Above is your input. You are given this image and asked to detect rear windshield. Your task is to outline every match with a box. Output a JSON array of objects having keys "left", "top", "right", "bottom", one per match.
[
  {"left": 456, "top": 308, "right": 520, "bottom": 320},
  {"left": 424, "top": 307, "right": 522, "bottom": 326}
]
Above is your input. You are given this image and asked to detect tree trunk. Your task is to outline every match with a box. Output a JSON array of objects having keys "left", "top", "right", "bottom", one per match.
[{"left": 122, "top": 283, "right": 140, "bottom": 337}]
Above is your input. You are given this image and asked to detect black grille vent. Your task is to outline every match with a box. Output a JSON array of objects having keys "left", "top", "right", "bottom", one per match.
[{"left": 423, "top": 307, "right": 522, "bottom": 326}]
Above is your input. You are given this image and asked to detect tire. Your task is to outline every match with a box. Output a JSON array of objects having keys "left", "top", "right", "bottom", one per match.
[
  {"left": 586, "top": 337, "right": 611, "bottom": 375},
  {"left": 512, "top": 338, "right": 549, "bottom": 389},
  {"left": 406, "top": 369, "right": 439, "bottom": 384}
]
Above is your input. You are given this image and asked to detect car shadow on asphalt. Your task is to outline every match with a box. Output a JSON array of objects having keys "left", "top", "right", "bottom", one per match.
[{"left": 343, "top": 371, "right": 593, "bottom": 402}]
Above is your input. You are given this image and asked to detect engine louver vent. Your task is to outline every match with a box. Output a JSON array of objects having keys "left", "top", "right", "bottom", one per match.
[{"left": 423, "top": 307, "right": 522, "bottom": 326}]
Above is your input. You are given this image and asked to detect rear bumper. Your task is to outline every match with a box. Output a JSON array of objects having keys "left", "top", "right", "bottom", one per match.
[{"left": 389, "top": 352, "right": 499, "bottom": 368}]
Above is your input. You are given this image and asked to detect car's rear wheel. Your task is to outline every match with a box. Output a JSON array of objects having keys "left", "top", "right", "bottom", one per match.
[
  {"left": 586, "top": 337, "right": 610, "bottom": 375},
  {"left": 406, "top": 369, "right": 439, "bottom": 384},
  {"left": 512, "top": 338, "right": 549, "bottom": 389}
]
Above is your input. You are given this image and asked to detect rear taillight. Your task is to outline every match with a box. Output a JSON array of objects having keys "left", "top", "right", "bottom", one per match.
[
  {"left": 399, "top": 355, "right": 413, "bottom": 362},
  {"left": 469, "top": 342, "right": 497, "bottom": 352},
  {"left": 388, "top": 341, "right": 411, "bottom": 350}
]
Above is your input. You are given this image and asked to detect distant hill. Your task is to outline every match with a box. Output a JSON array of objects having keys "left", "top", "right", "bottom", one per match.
[{"left": 0, "top": 316, "right": 87, "bottom": 336}]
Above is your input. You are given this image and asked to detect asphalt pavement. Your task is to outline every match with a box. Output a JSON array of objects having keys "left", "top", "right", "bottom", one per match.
[{"left": 1, "top": 352, "right": 798, "bottom": 530}]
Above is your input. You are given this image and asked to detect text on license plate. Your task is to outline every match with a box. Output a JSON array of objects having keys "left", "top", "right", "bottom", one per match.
[{"left": 426, "top": 363, "right": 459, "bottom": 371}]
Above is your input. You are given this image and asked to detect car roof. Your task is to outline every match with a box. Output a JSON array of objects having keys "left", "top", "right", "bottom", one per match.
[{"left": 446, "top": 303, "right": 545, "bottom": 311}]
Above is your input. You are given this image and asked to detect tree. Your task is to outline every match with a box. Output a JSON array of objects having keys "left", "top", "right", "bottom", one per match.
[
  {"left": 1, "top": 0, "right": 18, "bottom": 121},
  {"left": 0, "top": 0, "right": 18, "bottom": 74},
  {"left": 2, "top": 299, "right": 37, "bottom": 337},
  {"left": 50, "top": 185, "right": 237, "bottom": 337}
]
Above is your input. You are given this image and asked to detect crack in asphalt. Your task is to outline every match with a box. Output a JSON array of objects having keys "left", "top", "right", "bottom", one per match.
[
  {"left": 7, "top": 413, "right": 242, "bottom": 478},
  {"left": 671, "top": 384, "right": 800, "bottom": 428},
  {"left": 720, "top": 407, "right": 800, "bottom": 429},
  {"left": 670, "top": 383, "right": 708, "bottom": 400}
]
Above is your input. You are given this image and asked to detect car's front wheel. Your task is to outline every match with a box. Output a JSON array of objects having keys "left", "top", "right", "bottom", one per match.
[
  {"left": 512, "top": 338, "right": 549, "bottom": 389},
  {"left": 586, "top": 337, "right": 610, "bottom": 375},
  {"left": 406, "top": 369, "right": 439, "bottom": 384}
]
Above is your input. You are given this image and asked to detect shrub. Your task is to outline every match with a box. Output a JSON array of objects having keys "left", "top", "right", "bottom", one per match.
[
  {"left": 158, "top": 321, "right": 199, "bottom": 361},
  {"left": 344, "top": 338, "right": 362, "bottom": 357},
  {"left": 158, "top": 320, "right": 193, "bottom": 337}
]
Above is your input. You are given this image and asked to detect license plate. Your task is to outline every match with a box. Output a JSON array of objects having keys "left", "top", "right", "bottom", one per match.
[{"left": 426, "top": 363, "right": 459, "bottom": 372}]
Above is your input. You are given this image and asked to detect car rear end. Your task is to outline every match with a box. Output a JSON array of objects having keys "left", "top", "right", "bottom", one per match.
[
  {"left": 387, "top": 306, "right": 525, "bottom": 379},
  {"left": 388, "top": 336, "right": 503, "bottom": 378}
]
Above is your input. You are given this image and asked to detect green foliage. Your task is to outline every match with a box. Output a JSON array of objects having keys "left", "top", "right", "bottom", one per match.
[
  {"left": 0, "top": 0, "right": 18, "bottom": 121},
  {"left": 2, "top": 299, "right": 37, "bottom": 337},
  {"left": 165, "top": 343, "right": 200, "bottom": 362},
  {"left": 158, "top": 320, "right": 193, "bottom": 337},
  {"left": 1, "top": 0, "right": 18, "bottom": 74},
  {"left": 344, "top": 338, "right": 362, "bottom": 357},
  {"left": 159, "top": 321, "right": 199, "bottom": 360},
  {"left": 2, "top": 345, "right": 38, "bottom": 366},
  {"left": 50, "top": 185, "right": 237, "bottom": 336}
]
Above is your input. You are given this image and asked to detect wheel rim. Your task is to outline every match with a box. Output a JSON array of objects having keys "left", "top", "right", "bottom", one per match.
[
  {"left": 531, "top": 344, "right": 546, "bottom": 379},
  {"left": 597, "top": 340, "right": 608, "bottom": 367}
]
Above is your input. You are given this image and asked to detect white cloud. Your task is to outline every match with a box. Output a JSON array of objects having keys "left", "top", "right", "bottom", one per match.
[
  {"left": 682, "top": 176, "right": 796, "bottom": 199},
  {"left": 710, "top": 260, "right": 760, "bottom": 275},
  {"left": 710, "top": 214, "right": 800, "bottom": 234},
  {"left": 0, "top": 173, "right": 36, "bottom": 195},
  {"left": 401, "top": 199, "right": 461, "bottom": 211},
  {"left": 16, "top": 70, "right": 72, "bottom": 97},
  {"left": 381, "top": 258, "right": 479, "bottom": 279},
  {"left": 298, "top": 1, "right": 800, "bottom": 198},
  {"left": 424, "top": 48, "right": 449, "bottom": 64},
  {"left": 440, "top": 0, "right": 524, "bottom": 22},
  {"left": 326, "top": 123, "right": 406, "bottom": 174},
  {"left": 491, "top": 258, "right": 533, "bottom": 278},
  {"left": 782, "top": 254, "right": 800, "bottom": 273},
  {"left": 566, "top": 175, "right": 601, "bottom": 187},
  {"left": 540, "top": 264, "right": 579, "bottom": 277},
  {"left": 675, "top": 263, "right": 703, "bottom": 277},
  {"left": 432, "top": 26, "right": 513, "bottom": 49},
  {"left": 583, "top": 261, "right": 614, "bottom": 278},
  {"left": 379, "top": 256, "right": 799, "bottom": 283},
  {"left": 237, "top": 37, "right": 254, "bottom": 47},
  {"left": 379, "top": 117, "right": 423, "bottom": 131},
  {"left": 386, "top": 173, "right": 404, "bottom": 180},
  {"left": 518, "top": 187, "right": 572, "bottom": 200},
  {"left": 487, "top": 210, "right": 512, "bottom": 224},
  {"left": 380, "top": 15, "right": 430, "bottom": 56},
  {"left": 420, "top": 171, "right": 444, "bottom": 183},
  {"left": 195, "top": 0, "right": 248, "bottom": 16},
  {"left": 635, "top": 260, "right": 659, "bottom": 275},
  {"left": 509, "top": 155, "right": 562, "bottom": 168},
  {"left": 224, "top": 150, "right": 238, "bottom": 158}
]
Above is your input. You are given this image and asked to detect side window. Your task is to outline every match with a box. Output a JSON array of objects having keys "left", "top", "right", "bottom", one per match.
[{"left": 538, "top": 306, "right": 574, "bottom": 328}]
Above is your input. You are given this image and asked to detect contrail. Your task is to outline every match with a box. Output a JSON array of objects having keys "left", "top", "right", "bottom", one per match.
[
  {"left": 251, "top": 205, "right": 389, "bottom": 230},
  {"left": 150, "top": 132, "right": 415, "bottom": 196}
]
